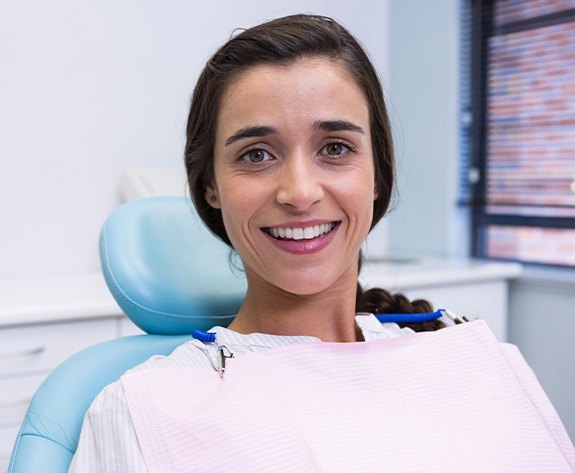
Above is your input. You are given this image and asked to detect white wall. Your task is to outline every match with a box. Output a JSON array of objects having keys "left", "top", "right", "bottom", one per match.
[
  {"left": 386, "top": 0, "right": 464, "bottom": 258},
  {"left": 0, "top": 0, "right": 389, "bottom": 278}
]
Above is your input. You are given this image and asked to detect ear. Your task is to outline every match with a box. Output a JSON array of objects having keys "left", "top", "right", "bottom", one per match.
[
  {"left": 205, "top": 184, "right": 221, "bottom": 209},
  {"left": 373, "top": 185, "right": 379, "bottom": 201}
]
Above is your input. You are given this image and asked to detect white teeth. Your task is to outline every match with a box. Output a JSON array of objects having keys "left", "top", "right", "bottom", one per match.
[
  {"left": 267, "top": 223, "right": 335, "bottom": 240},
  {"left": 303, "top": 227, "right": 314, "bottom": 239}
]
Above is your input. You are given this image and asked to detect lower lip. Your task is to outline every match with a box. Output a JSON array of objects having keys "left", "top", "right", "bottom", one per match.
[{"left": 262, "top": 223, "right": 340, "bottom": 255}]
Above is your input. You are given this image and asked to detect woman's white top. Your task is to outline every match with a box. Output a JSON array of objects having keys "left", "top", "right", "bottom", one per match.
[{"left": 68, "top": 314, "right": 413, "bottom": 473}]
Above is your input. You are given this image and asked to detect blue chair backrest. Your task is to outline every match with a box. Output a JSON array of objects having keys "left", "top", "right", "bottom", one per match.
[{"left": 8, "top": 197, "right": 247, "bottom": 473}]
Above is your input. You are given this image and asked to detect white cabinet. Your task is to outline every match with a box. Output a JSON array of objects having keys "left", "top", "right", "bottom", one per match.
[
  {"left": 403, "top": 280, "right": 508, "bottom": 340},
  {"left": 0, "top": 426, "right": 19, "bottom": 473},
  {"left": 360, "top": 259, "right": 522, "bottom": 341},
  {"left": 0, "top": 318, "right": 118, "bottom": 467},
  {"left": 0, "top": 274, "right": 124, "bottom": 469},
  {"left": 0, "top": 319, "right": 117, "bottom": 377},
  {"left": 0, "top": 375, "right": 46, "bottom": 425}
]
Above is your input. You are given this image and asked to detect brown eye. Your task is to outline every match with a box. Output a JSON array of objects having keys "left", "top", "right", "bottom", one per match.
[
  {"left": 326, "top": 143, "right": 343, "bottom": 155},
  {"left": 248, "top": 150, "right": 265, "bottom": 162},
  {"left": 322, "top": 142, "right": 352, "bottom": 158},
  {"left": 239, "top": 148, "right": 271, "bottom": 164}
]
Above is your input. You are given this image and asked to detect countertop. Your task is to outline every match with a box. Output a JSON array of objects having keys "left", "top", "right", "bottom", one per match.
[
  {"left": 0, "top": 273, "right": 122, "bottom": 327},
  {"left": 0, "top": 258, "right": 522, "bottom": 327},
  {"left": 360, "top": 257, "right": 522, "bottom": 290}
]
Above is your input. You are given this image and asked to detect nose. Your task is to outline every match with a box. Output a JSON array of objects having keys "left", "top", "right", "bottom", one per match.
[{"left": 275, "top": 154, "right": 324, "bottom": 211}]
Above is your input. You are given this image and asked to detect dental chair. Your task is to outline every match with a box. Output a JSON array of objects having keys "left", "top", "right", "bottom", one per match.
[{"left": 8, "top": 196, "right": 247, "bottom": 473}]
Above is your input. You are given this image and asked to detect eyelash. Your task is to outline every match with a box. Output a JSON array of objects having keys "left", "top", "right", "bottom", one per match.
[{"left": 237, "top": 140, "right": 356, "bottom": 165}]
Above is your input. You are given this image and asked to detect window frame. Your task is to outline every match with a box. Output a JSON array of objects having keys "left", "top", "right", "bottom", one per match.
[{"left": 468, "top": 0, "right": 575, "bottom": 268}]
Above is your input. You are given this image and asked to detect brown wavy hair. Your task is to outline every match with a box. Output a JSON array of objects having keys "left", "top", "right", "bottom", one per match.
[{"left": 184, "top": 14, "right": 444, "bottom": 332}]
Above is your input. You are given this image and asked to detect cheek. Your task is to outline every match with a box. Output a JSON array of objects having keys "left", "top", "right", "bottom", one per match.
[
  {"left": 218, "top": 208, "right": 248, "bottom": 256},
  {"left": 216, "top": 181, "right": 261, "bottom": 244},
  {"left": 342, "top": 167, "right": 376, "bottom": 215},
  {"left": 332, "top": 184, "right": 375, "bottom": 240},
  {"left": 219, "top": 195, "right": 244, "bottom": 232}
]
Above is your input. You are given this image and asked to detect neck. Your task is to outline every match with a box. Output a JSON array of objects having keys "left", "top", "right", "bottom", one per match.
[{"left": 227, "top": 267, "right": 362, "bottom": 342}]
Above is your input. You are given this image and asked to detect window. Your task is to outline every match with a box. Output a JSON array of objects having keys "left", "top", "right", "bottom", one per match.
[{"left": 465, "top": 0, "right": 575, "bottom": 267}]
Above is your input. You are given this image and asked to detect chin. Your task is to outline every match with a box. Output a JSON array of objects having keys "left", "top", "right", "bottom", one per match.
[{"left": 272, "top": 276, "right": 337, "bottom": 297}]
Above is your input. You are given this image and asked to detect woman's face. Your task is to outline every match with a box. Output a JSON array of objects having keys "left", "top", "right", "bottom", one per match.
[{"left": 209, "top": 57, "right": 377, "bottom": 295}]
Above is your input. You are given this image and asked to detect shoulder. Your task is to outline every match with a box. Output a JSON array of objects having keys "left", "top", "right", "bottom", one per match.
[
  {"left": 87, "top": 377, "right": 129, "bottom": 420},
  {"left": 127, "top": 338, "right": 217, "bottom": 372},
  {"left": 71, "top": 379, "right": 145, "bottom": 472},
  {"left": 88, "top": 338, "right": 217, "bottom": 415},
  {"left": 72, "top": 337, "right": 220, "bottom": 471}
]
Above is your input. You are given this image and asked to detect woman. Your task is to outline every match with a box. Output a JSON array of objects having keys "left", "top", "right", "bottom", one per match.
[
  {"left": 185, "top": 13, "right": 443, "bottom": 335},
  {"left": 69, "top": 14, "right": 573, "bottom": 473}
]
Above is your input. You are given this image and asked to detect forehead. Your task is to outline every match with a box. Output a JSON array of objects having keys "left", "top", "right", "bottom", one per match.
[{"left": 216, "top": 57, "right": 370, "bottom": 136}]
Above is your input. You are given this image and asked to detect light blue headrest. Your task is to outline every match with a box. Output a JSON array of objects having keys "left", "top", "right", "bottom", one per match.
[{"left": 99, "top": 197, "right": 246, "bottom": 334}]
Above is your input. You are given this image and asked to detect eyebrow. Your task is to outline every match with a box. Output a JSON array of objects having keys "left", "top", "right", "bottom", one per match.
[
  {"left": 313, "top": 119, "right": 365, "bottom": 134},
  {"left": 223, "top": 120, "right": 365, "bottom": 147},
  {"left": 224, "top": 126, "right": 276, "bottom": 146}
]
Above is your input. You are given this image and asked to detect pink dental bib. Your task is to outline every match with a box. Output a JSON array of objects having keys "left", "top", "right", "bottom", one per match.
[{"left": 122, "top": 321, "right": 575, "bottom": 472}]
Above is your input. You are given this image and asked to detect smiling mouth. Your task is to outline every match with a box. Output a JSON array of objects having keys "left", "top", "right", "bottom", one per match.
[{"left": 263, "top": 222, "right": 338, "bottom": 241}]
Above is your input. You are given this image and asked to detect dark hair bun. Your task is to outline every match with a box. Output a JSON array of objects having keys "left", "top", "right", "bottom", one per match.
[{"left": 356, "top": 284, "right": 446, "bottom": 332}]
